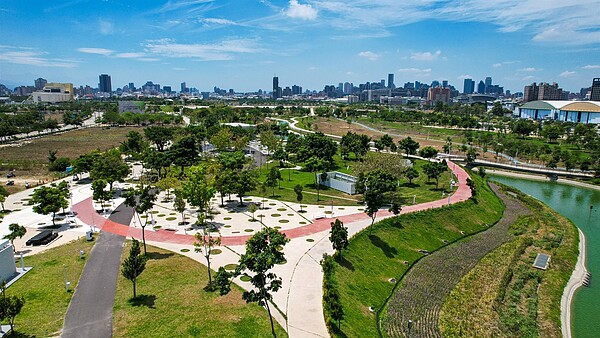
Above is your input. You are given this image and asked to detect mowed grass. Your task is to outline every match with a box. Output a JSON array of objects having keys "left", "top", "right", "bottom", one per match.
[
  {"left": 113, "top": 243, "right": 288, "bottom": 338},
  {"left": 7, "top": 237, "right": 95, "bottom": 337},
  {"left": 330, "top": 174, "right": 504, "bottom": 337},
  {"left": 251, "top": 158, "right": 453, "bottom": 207}
]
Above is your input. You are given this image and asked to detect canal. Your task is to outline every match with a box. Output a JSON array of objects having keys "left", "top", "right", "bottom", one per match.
[{"left": 491, "top": 175, "right": 600, "bottom": 338}]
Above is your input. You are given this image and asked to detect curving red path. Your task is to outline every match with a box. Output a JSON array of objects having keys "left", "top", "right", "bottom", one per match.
[{"left": 73, "top": 161, "right": 471, "bottom": 246}]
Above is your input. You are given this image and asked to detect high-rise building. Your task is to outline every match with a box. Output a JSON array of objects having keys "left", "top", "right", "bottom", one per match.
[
  {"left": 181, "top": 82, "right": 187, "bottom": 93},
  {"left": 272, "top": 76, "right": 280, "bottom": 99},
  {"left": 431, "top": 80, "right": 440, "bottom": 88},
  {"left": 292, "top": 85, "right": 302, "bottom": 95},
  {"left": 128, "top": 83, "right": 135, "bottom": 91},
  {"left": 98, "top": 74, "right": 112, "bottom": 93},
  {"left": 523, "top": 83, "right": 539, "bottom": 102},
  {"left": 485, "top": 77, "right": 492, "bottom": 87},
  {"left": 591, "top": 78, "right": 600, "bottom": 101},
  {"left": 163, "top": 86, "right": 172, "bottom": 94},
  {"left": 34, "top": 78, "right": 47, "bottom": 90},
  {"left": 442, "top": 80, "right": 448, "bottom": 88},
  {"left": 463, "top": 79, "right": 475, "bottom": 94},
  {"left": 427, "top": 87, "right": 450, "bottom": 104},
  {"left": 523, "top": 82, "right": 564, "bottom": 102},
  {"left": 477, "top": 81, "right": 485, "bottom": 94},
  {"left": 388, "top": 74, "right": 395, "bottom": 89}
]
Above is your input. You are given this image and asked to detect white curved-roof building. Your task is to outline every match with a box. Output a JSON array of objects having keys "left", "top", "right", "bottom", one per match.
[{"left": 518, "top": 100, "right": 600, "bottom": 124}]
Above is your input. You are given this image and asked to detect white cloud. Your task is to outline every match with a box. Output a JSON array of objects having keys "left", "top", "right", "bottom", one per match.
[
  {"left": 358, "top": 51, "right": 380, "bottom": 61},
  {"left": 0, "top": 46, "right": 77, "bottom": 68},
  {"left": 582, "top": 65, "right": 600, "bottom": 69},
  {"left": 493, "top": 60, "right": 519, "bottom": 68},
  {"left": 308, "top": 66, "right": 318, "bottom": 70},
  {"left": 317, "top": 1, "right": 600, "bottom": 46},
  {"left": 398, "top": 68, "right": 432, "bottom": 76},
  {"left": 410, "top": 50, "right": 441, "bottom": 61},
  {"left": 560, "top": 70, "right": 576, "bottom": 78},
  {"left": 518, "top": 67, "right": 539, "bottom": 72},
  {"left": 522, "top": 75, "right": 536, "bottom": 81},
  {"left": 115, "top": 52, "right": 146, "bottom": 58},
  {"left": 77, "top": 47, "right": 114, "bottom": 56},
  {"left": 285, "top": 0, "right": 318, "bottom": 20},
  {"left": 457, "top": 74, "right": 472, "bottom": 80},
  {"left": 144, "top": 38, "right": 261, "bottom": 61},
  {"left": 173, "top": 67, "right": 187, "bottom": 71},
  {"left": 200, "top": 18, "right": 237, "bottom": 25},
  {"left": 98, "top": 19, "right": 115, "bottom": 35}
]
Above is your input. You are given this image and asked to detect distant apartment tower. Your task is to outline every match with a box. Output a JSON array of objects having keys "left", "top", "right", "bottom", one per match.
[
  {"left": 427, "top": 87, "right": 450, "bottom": 104},
  {"left": 128, "top": 83, "right": 135, "bottom": 91},
  {"left": 463, "top": 78, "right": 475, "bottom": 94},
  {"left": 591, "top": 78, "right": 600, "bottom": 101},
  {"left": 34, "top": 77, "right": 47, "bottom": 90},
  {"left": 99, "top": 74, "right": 112, "bottom": 93},
  {"left": 442, "top": 80, "right": 448, "bottom": 88},
  {"left": 272, "top": 76, "right": 280, "bottom": 99},
  {"left": 485, "top": 77, "right": 492, "bottom": 87},
  {"left": 181, "top": 82, "right": 187, "bottom": 93},
  {"left": 292, "top": 85, "right": 302, "bottom": 95},
  {"left": 523, "top": 83, "right": 539, "bottom": 102},
  {"left": 538, "top": 82, "right": 563, "bottom": 100},
  {"left": 388, "top": 74, "right": 395, "bottom": 89}
]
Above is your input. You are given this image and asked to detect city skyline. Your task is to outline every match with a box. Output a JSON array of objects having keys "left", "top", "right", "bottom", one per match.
[{"left": 1, "top": 1, "right": 599, "bottom": 92}]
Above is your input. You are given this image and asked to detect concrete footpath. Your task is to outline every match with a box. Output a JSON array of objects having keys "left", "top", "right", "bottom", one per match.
[
  {"left": 561, "top": 228, "right": 587, "bottom": 338},
  {"left": 62, "top": 203, "right": 133, "bottom": 338}
]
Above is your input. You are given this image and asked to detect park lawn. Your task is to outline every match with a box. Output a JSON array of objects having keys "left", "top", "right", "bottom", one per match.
[
  {"left": 0, "top": 126, "right": 143, "bottom": 173},
  {"left": 6, "top": 237, "right": 96, "bottom": 337},
  {"left": 113, "top": 244, "right": 288, "bottom": 338},
  {"left": 330, "top": 174, "right": 504, "bottom": 337},
  {"left": 439, "top": 186, "right": 579, "bottom": 337},
  {"left": 252, "top": 158, "right": 454, "bottom": 207}
]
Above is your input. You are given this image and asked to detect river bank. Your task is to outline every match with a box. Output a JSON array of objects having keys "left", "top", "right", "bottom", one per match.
[{"left": 489, "top": 171, "right": 597, "bottom": 337}]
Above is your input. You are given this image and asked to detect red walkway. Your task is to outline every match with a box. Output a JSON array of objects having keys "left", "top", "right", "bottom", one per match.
[{"left": 73, "top": 161, "right": 471, "bottom": 246}]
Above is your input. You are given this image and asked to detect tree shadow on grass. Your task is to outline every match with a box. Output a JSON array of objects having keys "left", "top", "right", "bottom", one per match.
[
  {"left": 329, "top": 324, "right": 349, "bottom": 338},
  {"left": 146, "top": 251, "right": 173, "bottom": 260},
  {"left": 368, "top": 235, "right": 398, "bottom": 258},
  {"left": 128, "top": 294, "right": 157, "bottom": 308},
  {"left": 401, "top": 182, "right": 419, "bottom": 188},
  {"left": 5, "top": 331, "right": 35, "bottom": 338},
  {"left": 338, "top": 256, "right": 354, "bottom": 271}
]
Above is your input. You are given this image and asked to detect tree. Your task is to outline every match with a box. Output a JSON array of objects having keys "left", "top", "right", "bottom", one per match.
[
  {"left": 173, "top": 191, "right": 187, "bottom": 225},
  {"left": 540, "top": 123, "right": 564, "bottom": 143},
  {"left": 144, "top": 126, "right": 174, "bottom": 152},
  {"left": 168, "top": 135, "right": 199, "bottom": 175},
  {"left": 0, "top": 282, "right": 25, "bottom": 334},
  {"left": 214, "top": 227, "right": 289, "bottom": 338},
  {"left": 194, "top": 228, "right": 222, "bottom": 290},
  {"left": 304, "top": 156, "right": 327, "bottom": 201},
  {"left": 123, "top": 185, "right": 156, "bottom": 254},
  {"left": 324, "top": 283, "right": 344, "bottom": 331},
  {"left": 90, "top": 149, "right": 129, "bottom": 190},
  {"left": 182, "top": 165, "right": 216, "bottom": 223},
  {"left": 121, "top": 239, "right": 147, "bottom": 298},
  {"left": 510, "top": 119, "right": 537, "bottom": 138},
  {"left": 466, "top": 147, "right": 478, "bottom": 165},
  {"left": 155, "top": 174, "right": 180, "bottom": 202},
  {"left": 91, "top": 179, "right": 112, "bottom": 209},
  {"left": 422, "top": 161, "right": 448, "bottom": 189},
  {"left": 249, "top": 202, "right": 258, "bottom": 222},
  {"left": 119, "top": 130, "right": 149, "bottom": 159},
  {"left": 329, "top": 219, "right": 348, "bottom": 262},
  {"left": 294, "top": 184, "right": 304, "bottom": 213},
  {"left": 215, "top": 169, "right": 235, "bottom": 206},
  {"left": 31, "top": 184, "right": 69, "bottom": 226},
  {"left": 359, "top": 170, "right": 397, "bottom": 234},
  {"left": 403, "top": 167, "right": 419, "bottom": 185},
  {"left": 419, "top": 146, "right": 438, "bottom": 160},
  {"left": 266, "top": 167, "right": 282, "bottom": 197},
  {"left": 296, "top": 132, "right": 338, "bottom": 164},
  {"left": 3, "top": 223, "right": 26, "bottom": 253},
  {"left": 232, "top": 170, "right": 258, "bottom": 206},
  {"left": 259, "top": 129, "right": 280, "bottom": 168},
  {"left": 210, "top": 128, "right": 234, "bottom": 152},
  {"left": 398, "top": 136, "right": 420, "bottom": 156},
  {"left": 0, "top": 186, "right": 9, "bottom": 212}
]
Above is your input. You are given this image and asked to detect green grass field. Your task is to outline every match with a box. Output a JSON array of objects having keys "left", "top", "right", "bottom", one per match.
[
  {"left": 113, "top": 243, "right": 288, "bottom": 338},
  {"left": 5, "top": 237, "right": 95, "bottom": 337},
  {"left": 330, "top": 174, "right": 504, "bottom": 337}
]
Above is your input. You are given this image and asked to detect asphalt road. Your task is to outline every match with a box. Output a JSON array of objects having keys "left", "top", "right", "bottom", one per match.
[{"left": 62, "top": 203, "right": 133, "bottom": 338}]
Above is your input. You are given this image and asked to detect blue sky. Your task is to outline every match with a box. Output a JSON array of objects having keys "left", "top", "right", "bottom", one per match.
[{"left": 1, "top": 0, "right": 599, "bottom": 93}]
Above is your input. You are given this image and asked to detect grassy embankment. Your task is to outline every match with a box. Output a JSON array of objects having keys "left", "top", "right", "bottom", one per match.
[
  {"left": 439, "top": 184, "right": 579, "bottom": 337},
  {"left": 113, "top": 243, "right": 288, "bottom": 338},
  {"left": 5, "top": 237, "right": 95, "bottom": 337},
  {"left": 328, "top": 174, "right": 504, "bottom": 337}
]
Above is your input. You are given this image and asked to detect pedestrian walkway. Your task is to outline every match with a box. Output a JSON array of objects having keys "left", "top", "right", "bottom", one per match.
[{"left": 61, "top": 203, "right": 133, "bottom": 338}]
